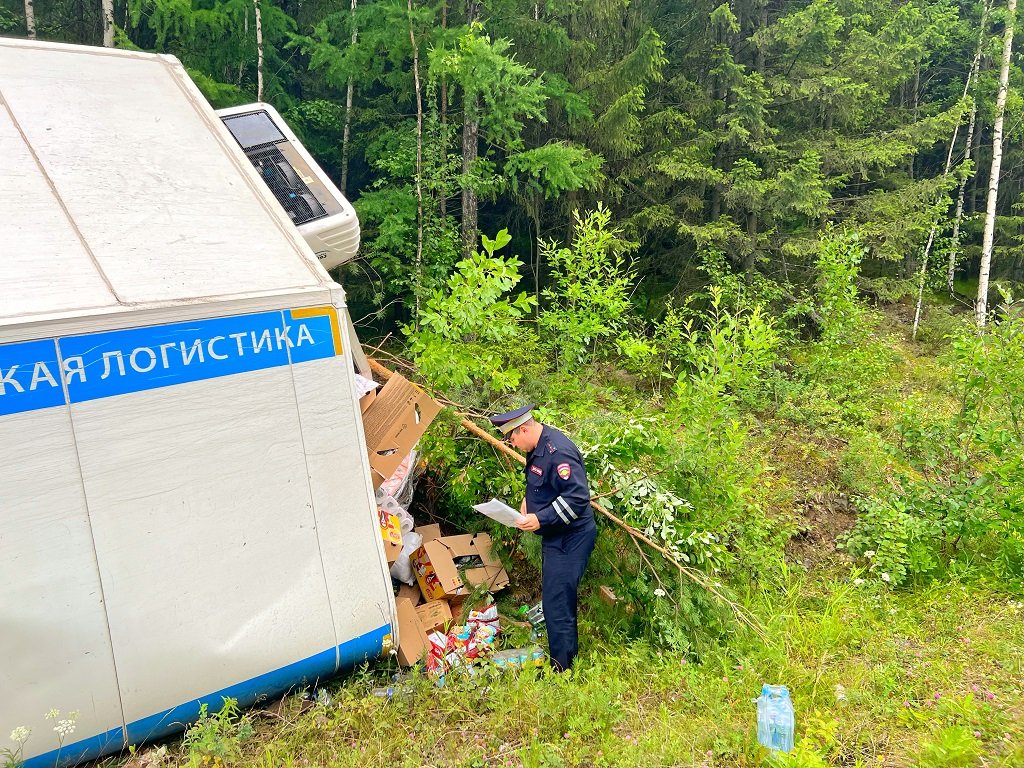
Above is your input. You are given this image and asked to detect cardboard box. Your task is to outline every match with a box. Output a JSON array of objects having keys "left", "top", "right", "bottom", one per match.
[
  {"left": 415, "top": 599, "right": 453, "bottom": 633},
  {"left": 361, "top": 374, "right": 442, "bottom": 489},
  {"left": 359, "top": 388, "right": 376, "bottom": 413},
  {"left": 411, "top": 533, "right": 510, "bottom": 601},
  {"left": 395, "top": 596, "right": 429, "bottom": 666},
  {"left": 378, "top": 509, "right": 403, "bottom": 563},
  {"left": 396, "top": 582, "right": 422, "bottom": 607},
  {"left": 416, "top": 523, "right": 442, "bottom": 543},
  {"left": 354, "top": 372, "right": 379, "bottom": 413},
  {"left": 379, "top": 509, "right": 403, "bottom": 546}
]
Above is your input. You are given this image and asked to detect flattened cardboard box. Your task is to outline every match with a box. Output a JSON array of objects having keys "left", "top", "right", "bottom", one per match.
[
  {"left": 361, "top": 374, "right": 442, "bottom": 489},
  {"left": 395, "top": 596, "right": 429, "bottom": 666},
  {"left": 411, "top": 533, "right": 510, "bottom": 601}
]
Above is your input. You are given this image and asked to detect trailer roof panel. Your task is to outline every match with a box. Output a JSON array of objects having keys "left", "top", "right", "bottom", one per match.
[{"left": 0, "top": 39, "right": 327, "bottom": 328}]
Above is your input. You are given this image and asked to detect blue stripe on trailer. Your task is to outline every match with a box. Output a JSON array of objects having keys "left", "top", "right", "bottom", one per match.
[
  {"left": 19, "top": 728, "right": 126, "bottom": 768},
  {"left": 0, "top": 306, "right": 343, "bottom": 418},
  {"left": 22, "top": 624, "right": 391, "bottom": 768}
]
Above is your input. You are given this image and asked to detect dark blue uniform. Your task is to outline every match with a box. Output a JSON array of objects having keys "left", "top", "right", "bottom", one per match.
[{"left": 524, "top": 425, "right": 597, "bottom": 671}]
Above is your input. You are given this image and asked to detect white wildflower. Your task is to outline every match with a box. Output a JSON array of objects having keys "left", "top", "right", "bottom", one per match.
[
  {"left": 53, "top": 719, "right": 76, "bottom": 738},
  {"left": 864, "top": 550, "right": 876, "bottom": 558},
  {"left": 853, "top": 578, "right": 865, "bottom": 586},
  {"left": 44, "top": 709, "right": 59, "bottom": 721},
  {"left": 653, "top": 588, "right": 667, "bottom": 598},
  {"left": 10, "top": 726, "right": 30, "bottom": 744},
  {"left": 880, "top": 572, "right": 891, "bottom": 583}
]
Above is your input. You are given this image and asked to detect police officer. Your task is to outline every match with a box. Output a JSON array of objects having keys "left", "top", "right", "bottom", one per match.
[{"left": 490, "top": 405, "right": 597, "bottom": 671}]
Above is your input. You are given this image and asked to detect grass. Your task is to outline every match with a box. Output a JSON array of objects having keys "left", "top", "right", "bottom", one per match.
[{"left": 112, "top": 571, "right": 1024, "bottom": 768}]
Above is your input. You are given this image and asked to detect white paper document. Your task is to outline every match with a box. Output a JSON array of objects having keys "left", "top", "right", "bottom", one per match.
[{"left": 473, "top": 498, "right": 527, "bottom": 527}]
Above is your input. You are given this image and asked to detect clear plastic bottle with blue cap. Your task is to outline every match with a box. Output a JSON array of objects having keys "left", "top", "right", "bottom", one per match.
[{"left": 756, "top": 684, "right": 795, "bottom": 752}]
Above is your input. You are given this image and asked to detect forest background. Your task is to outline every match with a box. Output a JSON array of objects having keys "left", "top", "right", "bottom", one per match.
[{"left": 3, "top": 0, "right": 1024, "bottom": 764}]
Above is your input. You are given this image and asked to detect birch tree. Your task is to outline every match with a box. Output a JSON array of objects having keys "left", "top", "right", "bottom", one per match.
[
  {"left": 255, "top": 0, "right": 265, "bottom": 101},
  {"left": 912, "top": 2, "right": 991, "bottom": 338},
  {"left": 977, "top": 0, "right": 1017, "bottom": 326},
  {"left": 25, "top": 0, "right": 36, "bottom": 38},
  {"left": 102, "top": 0, "right": 114, "bottom": 46},
  {"left": 946, "top": 1, "right": 992, "bottom": 294},
  {"left": 461, "top": 0, "right": 481, "bottom": 259},
  {"left": 408, "top": 0, "right": 424, "bottom": 326},
  {"left": 340, "top": 0, "right": 357, "bottom": 196}
]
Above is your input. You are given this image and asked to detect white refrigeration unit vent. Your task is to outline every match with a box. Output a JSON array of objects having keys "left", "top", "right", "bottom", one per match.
[{"left": 217, "top": 103, "right": 360, "bottom": 271}]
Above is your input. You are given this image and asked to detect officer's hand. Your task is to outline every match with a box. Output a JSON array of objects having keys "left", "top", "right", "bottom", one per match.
[{"left": 516, "top": 513, "right": 540, "bottom": 532}]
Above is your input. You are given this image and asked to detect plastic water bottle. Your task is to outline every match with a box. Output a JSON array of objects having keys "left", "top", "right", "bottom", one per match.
[{"left": 756, "top": 684, "right": 795, "bottom": 752}]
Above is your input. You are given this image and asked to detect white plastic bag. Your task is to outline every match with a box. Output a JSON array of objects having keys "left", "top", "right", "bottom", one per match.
[{"left": 388, "top": 529, "right": 423, "bottom": 585}]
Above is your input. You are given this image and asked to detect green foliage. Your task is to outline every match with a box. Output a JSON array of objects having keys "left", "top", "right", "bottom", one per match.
[
  {"left": 842, "top": 309, "right": 1024, "bottom": 585},
  {"left": 914, "top": 725, "right": 982, "bottom": 768},
  {"left": 816, "top": 229, "right": 866, "bottom": 344},
  {"left": 769, "top": 717, "right": 839, "bottom": 768},
  {"left": 504, "top": 142, "right": 603, "bottom": 201},
  {"left": 429, "top": 29, "right": 546, "bottom": 150},
  {"left": 183, "top": 698, "right": 254, "bottom": 766},
  {"left": 539, "top": 205, "right": 641, "bottom": 370},
  {"left": 406, "top": 230, "right": 537, "bottom": 395},
  {"left": 0, "top": 7, "right": 23, "bottom": 33},
  {"left": 673, "top": 285, "right": 782, "bottom": 406}
]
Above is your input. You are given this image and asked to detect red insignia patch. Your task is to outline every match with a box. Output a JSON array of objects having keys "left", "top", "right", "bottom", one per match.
[
  {"left": 557, "top": 462, "right": 571, "bottom": 480},
  {"left": 529, "top": 465, "right": 543, "bottom": 476}
]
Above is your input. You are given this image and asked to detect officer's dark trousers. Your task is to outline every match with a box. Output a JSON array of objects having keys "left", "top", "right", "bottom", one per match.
[{"left": 541, "top": 520, "right": 597, "bottom": 671}]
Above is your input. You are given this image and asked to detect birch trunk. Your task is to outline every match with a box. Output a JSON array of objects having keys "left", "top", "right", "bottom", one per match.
[
  {"left": 977, "top": 0, "right": 1016, "bottom": 327},
  {"left": 102, "top": 0, "right": 114, "bottom": 46},
  {"left": 947, "top": 8, "right": 991, "bottom": 293},
  {"left": 439, "top": 0, "right": 448, "bottom": 220},
  {"left": 461, "top": 0, "right": 480, "bottom": 258},
  {"left": 24, "top": 0, "right": 35, "bottom": 39},
  {"left": 340, "top": 0, "right": 357, "bottom": 196},
  {"left": 912, "top": 2, "right": 990, "bottom": 337},
  {"left": 254, "top": 0, "right": 265, "bottom": 102},
  {"left": 408, "top": 0, "right": 425, "bottom": 328},
  {"left": 461, "top": 100, "right": 479, "bottom": 258}
]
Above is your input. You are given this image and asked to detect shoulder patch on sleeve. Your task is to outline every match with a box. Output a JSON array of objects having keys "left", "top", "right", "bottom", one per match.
[{"left": 557, "top": 462, "right": 571, "bottom": 480}]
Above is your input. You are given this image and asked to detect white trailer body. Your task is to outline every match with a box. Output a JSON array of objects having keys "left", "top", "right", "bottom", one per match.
[{"left": 0, "top": 38, "right": 394, "bottom": 768}]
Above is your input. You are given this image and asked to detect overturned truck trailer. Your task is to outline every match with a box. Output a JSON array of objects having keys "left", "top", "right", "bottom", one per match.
[{"left": 0, "top": 38, "right": 394, "bottom": 767}]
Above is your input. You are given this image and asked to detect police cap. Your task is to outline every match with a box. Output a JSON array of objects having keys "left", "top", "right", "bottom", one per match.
[{"left": 489, "top": 404, "right": 536, "bottom": 435}]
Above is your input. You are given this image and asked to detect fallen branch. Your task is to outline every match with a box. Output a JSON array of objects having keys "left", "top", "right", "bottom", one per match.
[{"left": 366, "top": 357, "right": 766, "bottom": 639}]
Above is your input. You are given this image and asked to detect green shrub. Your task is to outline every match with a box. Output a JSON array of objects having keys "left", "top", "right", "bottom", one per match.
[
  {"left": 183, "top": 698, "right": 254, "bottom": 767},
  {"left": 405, "top": 229, "right": 538, "bottom": 397},
  {"left": 539, "top": 205, "right": 644, "bottom": 371}
]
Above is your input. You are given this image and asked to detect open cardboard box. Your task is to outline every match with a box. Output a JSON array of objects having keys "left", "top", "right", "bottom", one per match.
[
  {"left": 361, "top": 374, "right": 441, "bottom": 490},
  {"left": 411, "top": 532, "right": 510, "bottom": 601}
]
